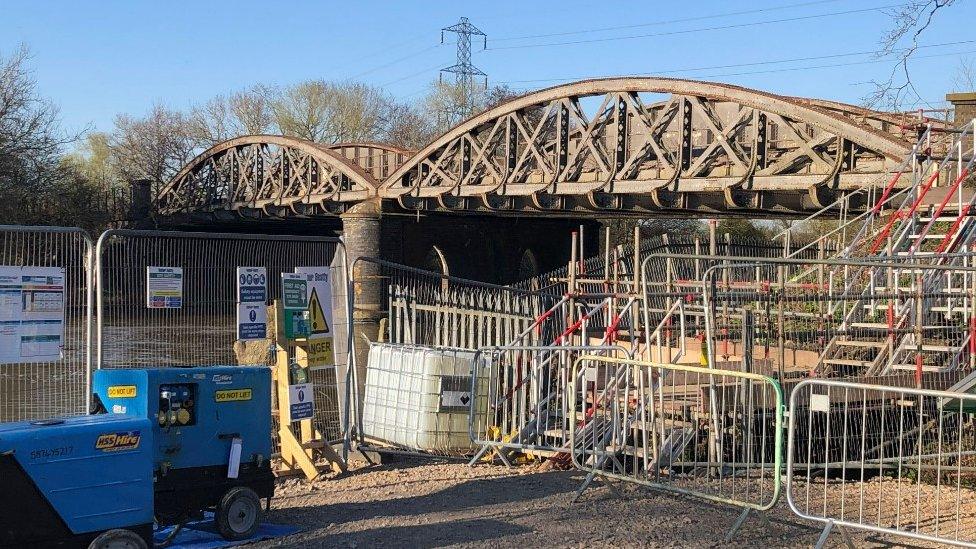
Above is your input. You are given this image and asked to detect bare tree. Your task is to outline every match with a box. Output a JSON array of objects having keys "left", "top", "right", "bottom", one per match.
[
  {"left": 229, "top": 86, "right": 274, "bottom": 135},
  {"left": 0, "top": 45, "right": 73, "bottom": 190},
  {"left": 380, "top": 102, "right": 436, "bottom": 150},
  {"left": 185, "top": 95, "right": 234, "bottom": 148},
  {"left": 420, "top": 80, "right": 519, "bottom": 135},
  {"left": 866, "top": 0, "right": 956, "bottom": 109},
  {"left": 109, "top": 105, "right": 194, "bottom": 194},
  {"left": 267, "top": 80, "right": 393, "bottom": 144},
  {"left": 0, "top": 46, "right": 119, "bottom": 229},
  {"left": 953, "top": 56, "right": 976, "bottom": 92},
  {"left": 0, "top": 45, "right": 107, "bottom": 227},
  {"left": 186, "top": 86, "right": 277, "bottom": 149}
]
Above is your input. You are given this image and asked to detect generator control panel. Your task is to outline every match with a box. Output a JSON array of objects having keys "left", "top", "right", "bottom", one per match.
[
  {"left": 158, "top": 383, "right": 196, "bottom": 427},
  {"left": 93, "top": 366, "right": 273, "bottom": 471}
]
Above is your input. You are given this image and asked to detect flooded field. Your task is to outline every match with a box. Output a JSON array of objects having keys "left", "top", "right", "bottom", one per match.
[{"left": 1, "top": 320, "right": 343, "bottom": 441}]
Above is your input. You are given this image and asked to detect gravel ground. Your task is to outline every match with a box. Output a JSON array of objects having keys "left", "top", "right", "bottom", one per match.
[{"left": 246, "top": 457, "right": 960, "bottom": 548}]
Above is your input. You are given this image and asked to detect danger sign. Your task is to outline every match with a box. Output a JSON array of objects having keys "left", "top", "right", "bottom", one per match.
[
  {"left": 307, "top": 288, "right": 330, "bottom": 336},
  {"left": 294, "top": 267, "right": 335, "bottom": 368}
]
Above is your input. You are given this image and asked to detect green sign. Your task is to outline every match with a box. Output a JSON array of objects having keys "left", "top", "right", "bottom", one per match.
[
  {"left": 283, "top": 309, "right": 310, "bottom": 340},
  {"left": 281, "top": 274, "right": 307, "bottom": 310},
  {"left": 281, "top": 273, "right": 309, "bottom": 340}
]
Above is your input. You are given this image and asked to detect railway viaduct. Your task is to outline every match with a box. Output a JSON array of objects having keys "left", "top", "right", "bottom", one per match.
[{"left": 150, "top": 77, "right": 945, "bottom": 284}]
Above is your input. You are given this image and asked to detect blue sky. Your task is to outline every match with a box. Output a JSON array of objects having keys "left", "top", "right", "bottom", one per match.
[{"left": 3, "top": 0, "right": 976, "bottom": 136}]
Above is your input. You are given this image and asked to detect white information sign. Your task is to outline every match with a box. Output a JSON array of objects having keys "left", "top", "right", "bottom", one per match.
[
  {"left": 810, "top": 393, "right": 830, "bottom": 413},
  {"left": 441, "top": 390, "right": 472, "bottom": 410},
  {"left": 294, "top": 267, "right": 335, "bottom": 368},
  {"left": 236, "top": 267, "right": 267, "bottom": 303},
  {"left": 0, "top": 266, "right": 66, "bottom": 364},
  {"left": 236, "top": 303, "right": 267, "bottom": 341},
  {"left": 236, "top": 267, "right": 267, "bottom": 341},
  {"left": 146, "top": 267, "right": 183, "bottom": 309},
  {"left": 288, "top": 382, "right": 315, "bottom": 421}
]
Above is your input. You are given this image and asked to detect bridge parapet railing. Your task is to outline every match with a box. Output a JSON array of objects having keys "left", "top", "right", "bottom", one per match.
[
  {"left": 0, "top": 225, "right": 93, "bottom": 422},
  {"left": 349, "top": 256, "right": 563, "bottom": 350}
]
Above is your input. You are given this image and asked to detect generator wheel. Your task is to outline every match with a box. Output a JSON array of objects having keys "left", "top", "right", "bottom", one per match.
[
  {"left": 215, "top": 486, "right": 262, "bottom": 540},
  {"left": 88, "top": 528, "right": 147, "bottom": 549}
]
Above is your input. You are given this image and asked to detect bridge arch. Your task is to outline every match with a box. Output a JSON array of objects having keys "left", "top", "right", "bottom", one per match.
[
  {"left": 157, "top": 135, "right": 379, "bottom": 218},
  {"left": 380, "top": 77, "right": 915, "bottom": 214}
]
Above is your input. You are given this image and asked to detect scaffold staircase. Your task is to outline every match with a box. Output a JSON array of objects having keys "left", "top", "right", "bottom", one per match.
[{"left": 812, "top": 120, "right": 976, "bottom": 378}]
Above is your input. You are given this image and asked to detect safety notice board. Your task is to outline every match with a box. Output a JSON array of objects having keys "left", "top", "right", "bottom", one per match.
[{"left": 0, "top": 266, "right": 66, "bottom": 364}]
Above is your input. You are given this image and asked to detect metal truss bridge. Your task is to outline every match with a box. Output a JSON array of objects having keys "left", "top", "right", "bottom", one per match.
[{"left": 156, "top": 77, "right": 938, "bottom": 220}]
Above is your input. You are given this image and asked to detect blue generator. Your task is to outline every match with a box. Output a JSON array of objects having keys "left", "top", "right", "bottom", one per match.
[{"left": 0, "top": 366, "right": 275, "bottom": 549}]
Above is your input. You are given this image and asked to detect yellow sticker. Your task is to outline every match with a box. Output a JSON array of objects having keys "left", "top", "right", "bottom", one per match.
[
  {"left": 107, "top": 385, "right": 137, "bottom": 398},
  {"left": 95, "top": 431, "right": 141, "bottom": 452},
  {"left": 215, "top": 388, "right": 252, "bottom": 402}
]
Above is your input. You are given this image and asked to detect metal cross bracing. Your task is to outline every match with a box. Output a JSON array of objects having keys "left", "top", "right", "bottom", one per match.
[
  {"left": 156, "top": 136, "right": 386, "bottom": 218},
  {"left": 384, "top": 77, "right": 917, "bottom": 215},
  {"left": 155, "top": 77, "right": 950, "bottom": 221}
]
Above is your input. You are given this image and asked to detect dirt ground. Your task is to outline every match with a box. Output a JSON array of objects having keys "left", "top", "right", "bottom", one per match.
[{"left": 248, "top": 457, "right": 949, "bottom": 549}]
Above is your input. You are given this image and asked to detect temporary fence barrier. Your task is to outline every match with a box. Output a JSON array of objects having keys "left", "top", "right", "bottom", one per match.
[
  {"left": 569, "top": 355, "right": 785, "bottom": 538},
  {"left": 705, "top": 259, "right": 975, "bottom": 385},
  {"left": 0, "top": 225, "right": 93, "bottom": 422},
  {"left": 641, "top": 253, "right": 976, "bottom": 390},
  {"left": 345, "top": 258, "right": 570, "bottom": 457},
  {"left": 788, "top": 378, "right": 976, "bottom": 548},
  {"left": 95, "top": 229, "right": 349, "bottom": 443},
  {"left": 468, "top": 345, "right": 629, "bottom": 466}
]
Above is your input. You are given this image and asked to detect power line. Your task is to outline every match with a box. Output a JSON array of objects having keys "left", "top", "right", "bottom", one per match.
[
  {"left": 697, "top": 47, "right": 976, "bottom": 80},
  {"left": 491, "top": 0, "right": 845, "bottom": 42},
  {"left": 492, "top": 47, "right": 976, "bottom": 91},
  {"left": 496, "top": 39, "right": 976, "bottom": 85},
  {"left": 342, "top": 44, "right": 443, "bottom": 82},
  {"left": 353, "top": 30, "right": 440, "bottom": 61},
  {"left": 485, "top": 3, "right": 906, "bottom": 51},
  {"left": 379, "top": 62, "right": 447, "bottom": 87}
]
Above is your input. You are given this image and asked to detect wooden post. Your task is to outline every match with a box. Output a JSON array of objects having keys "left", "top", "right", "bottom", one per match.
[{"left": 271, "top": 300, "right": 347, "bottom": 481}]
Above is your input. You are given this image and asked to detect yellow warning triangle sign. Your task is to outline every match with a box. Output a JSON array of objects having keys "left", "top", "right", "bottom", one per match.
[{"left": 308, "top": 287, "right": 330, "bottom": 335}]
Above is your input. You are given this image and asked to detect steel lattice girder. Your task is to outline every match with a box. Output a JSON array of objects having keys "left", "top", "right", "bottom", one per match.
[{"left": 158, "top": 77, "right": 926, "bottom": 218}]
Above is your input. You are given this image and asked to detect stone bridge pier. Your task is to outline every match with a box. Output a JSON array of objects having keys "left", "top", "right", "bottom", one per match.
[{"left": 339, "top": 197, "right": 598, "bottom": 401}]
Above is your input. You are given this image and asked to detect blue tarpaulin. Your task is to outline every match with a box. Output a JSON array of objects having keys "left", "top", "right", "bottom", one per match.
[{"left": 155, "top": 513, "right": 300, "bottom": 549}]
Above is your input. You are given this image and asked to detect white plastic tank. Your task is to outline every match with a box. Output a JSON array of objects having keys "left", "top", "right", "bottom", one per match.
[{"left": 362, "top": 343, "right": 488, "bottom": 454}]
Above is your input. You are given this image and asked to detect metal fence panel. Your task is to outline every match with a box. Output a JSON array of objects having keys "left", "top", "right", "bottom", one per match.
[
  {"left": 469, "top": 345, "right": 629, "bottom": 465},
  {"left": 570, "top": 355, "right": 784, "bottom": 511},
  {"left": 95, "top": 229, "right": 347, "bottom": 442},
  {"left": 641, "top": 253, "right": 976, "bottom": 391},
  {"left": 788, "top": 378, "right": 976, "bottom": 547},
  {"left": 351, "top": 257, "right": 563, "bottom": 349},
  {"left": 0, "top": 226, "right": 93, "bottom": 422},
  {"left": 698, "top": 258, "right": 976, "bottom": 387},
  {"left": 347, "top": 258, "right": 571, "bottom": 457}
]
